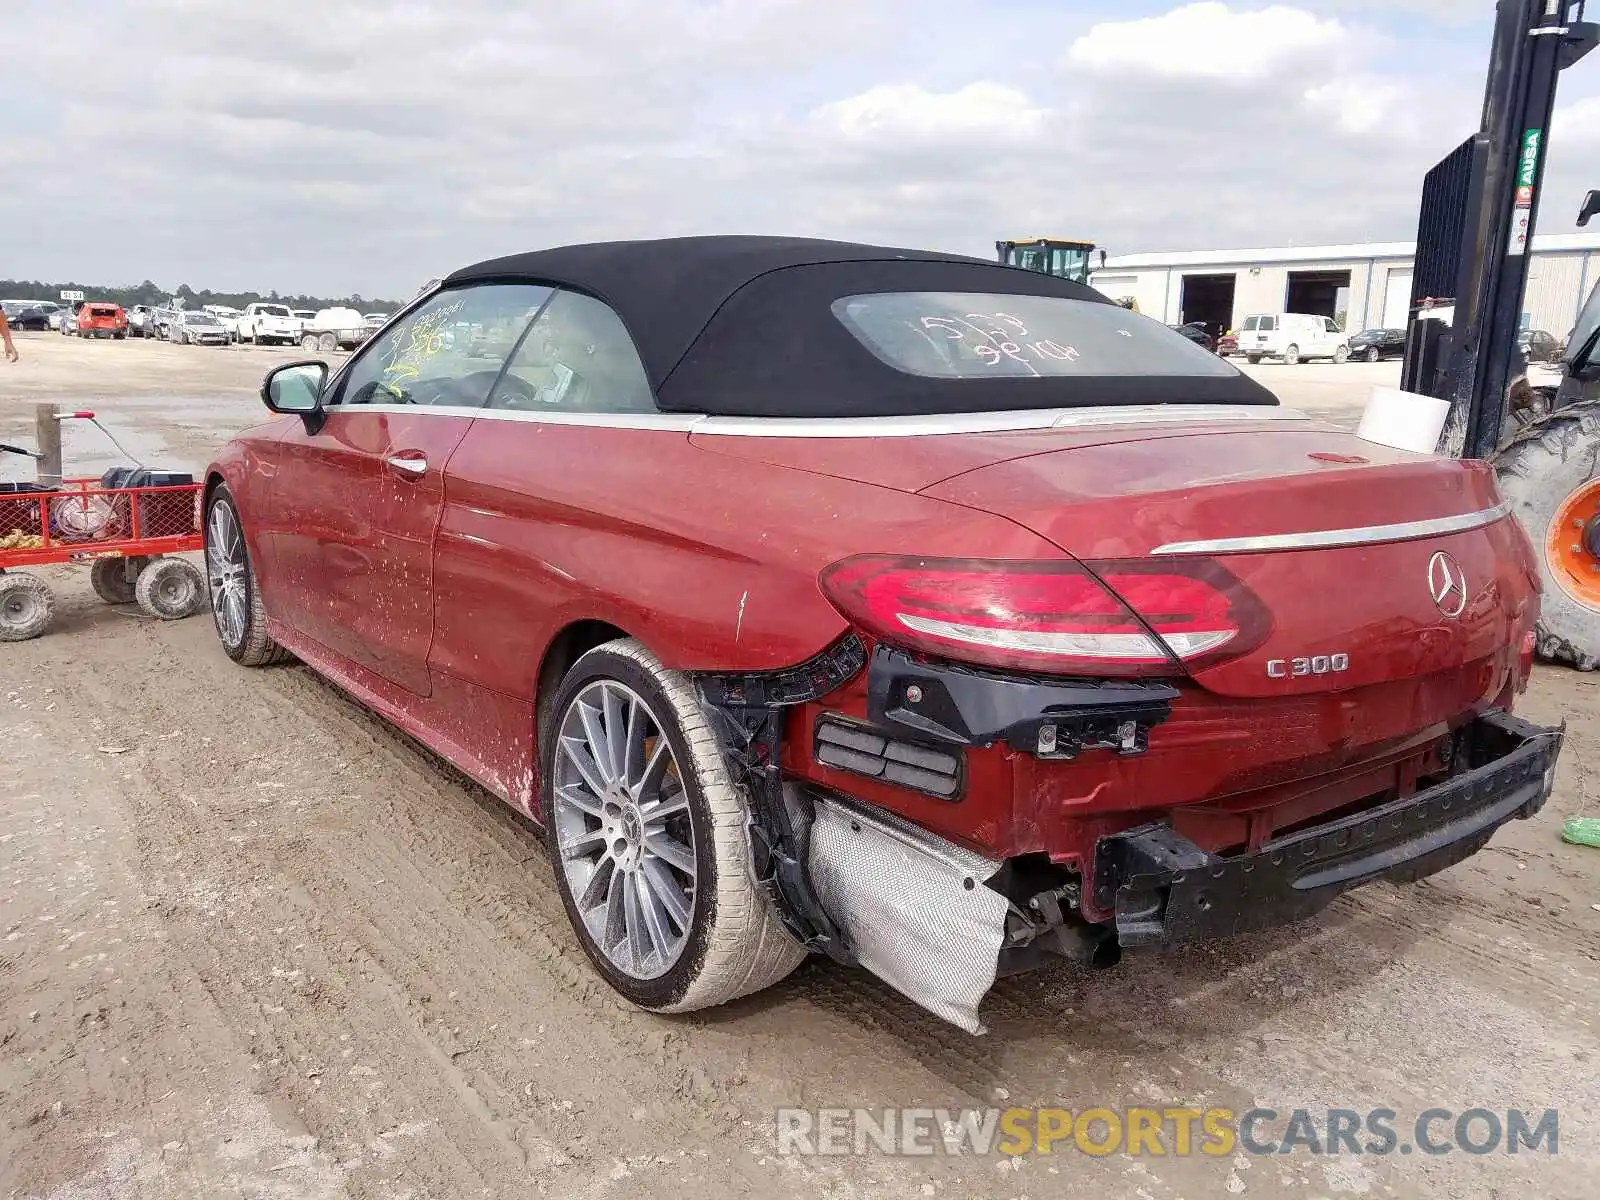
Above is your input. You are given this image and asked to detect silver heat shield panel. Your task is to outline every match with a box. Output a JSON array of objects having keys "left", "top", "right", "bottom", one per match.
[{"left": 807, "top": 796, "right": 1009, "bottom": 1034}]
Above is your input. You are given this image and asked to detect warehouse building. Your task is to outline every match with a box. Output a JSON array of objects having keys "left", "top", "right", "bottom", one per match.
[{"left": 1090, "top": 231, "right": 1599, "bottom": 340}]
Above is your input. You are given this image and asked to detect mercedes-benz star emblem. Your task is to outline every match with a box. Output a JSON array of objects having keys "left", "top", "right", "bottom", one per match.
[{"left": 1428, "top": 551, "right": 1468, "bottom": 618}]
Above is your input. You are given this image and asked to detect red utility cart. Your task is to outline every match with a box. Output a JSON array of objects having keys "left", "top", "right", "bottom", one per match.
[{"left": 0, "top": 419, "right": 208, "bottom": 641}]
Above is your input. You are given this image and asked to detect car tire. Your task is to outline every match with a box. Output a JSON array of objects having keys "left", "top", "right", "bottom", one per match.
[
  {"left": 134, "top": 557, "right": 206, "bottom": 620},
  {"left": 300, "top": 334, "right": 319, "bottom": 352},
  {"left": 204, "top": 485, "right": 291, "bottom": 666},
  {"left": 1283, "top": 344, "right": 1300, "bottom": 365},
  {"left": 1366, "top": 347, "right": 1382, "bottom": 363},
  {"left": 318, "top": 333, "right": 338, "bottom": 353},
  {"left": 0, "top": 572, "right": 55, "bottom": 642},
  {"left": 89, "top": 555, "right": 149, "bottom": 604},
  {"left": 1333, "top": 345, "right": 1350, "bottom": 365},
  {"left": 543, "top": 638, "right": 806, "bottom": 1013},
  {"left": 1246, "top": 354, "right": 1262, "bottom": 364}
]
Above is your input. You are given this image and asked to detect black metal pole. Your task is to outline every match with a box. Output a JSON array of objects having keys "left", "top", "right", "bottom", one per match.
[
  {"left": 1465, "top": 0, "right": 1580, "bottom": 457},
  {"left": 1461, "top": 0, "right": 1595, "bottom": 458}
]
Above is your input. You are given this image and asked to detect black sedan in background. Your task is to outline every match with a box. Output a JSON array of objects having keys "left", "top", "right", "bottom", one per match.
[
  {"left": 1348, "top": 328, "right": 1407, "bottom": 362},
  {"left": 1168, "top": 321, "right": 1216, "bottom": 353},
  {"left": 1, "top": 301, "right": 52, "bottom": 331}
]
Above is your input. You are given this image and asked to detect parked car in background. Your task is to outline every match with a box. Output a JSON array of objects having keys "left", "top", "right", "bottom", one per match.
[
  {"left": 1239, "top": 313, "right": 1349, "bottom": 364},
  {"left": 362, "top": 312, "right": 390, "bottom": 330},
  {"left": 1, "top": 301, "right": 52, "bottom": 331},
  {"left": 1518, "top": 328, "right": 1564, "bottom": 364},
  {"left": 1168, "top": 322, "right": 1215, "bottom": 353},
  {"left": 1347, "top": 327, "right": 1408, "bottom": 362},
  {"left": 149, "top": 307, "right": 180, "bottom": 341},
  {"left": 76, "top": 302, "right": 128, "bottom": 339},
  {"left": 22, "top": 300, "right": 63, "bottom": 328},
  {"left": 126, "top": 305, "right": 156, "bottom": 338},
  {"left": 170, "top": 309, "right": 230, "bottom": 345},
  {"left": 299, "top": 306, "right": 369, "bottom": 352},
  {"left": 1216, "top": 331, "right": 1238, "bottom": 357},
  {"left": 203, "top": 305, "right": 244, "bottom": 341},
  {"left": 236, "top": 302, "right": 301, "bottom": 346},
  {"left": 58, "top": 306, "right": 80, "bottom": 335},
  {"left": 292, "top": 310, "right": 316, "bottom": 331}
]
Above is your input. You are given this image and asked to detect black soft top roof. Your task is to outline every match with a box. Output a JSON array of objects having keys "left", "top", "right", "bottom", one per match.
[{"left": 447, "top": 235, "right": 1275, "bottom": 418}]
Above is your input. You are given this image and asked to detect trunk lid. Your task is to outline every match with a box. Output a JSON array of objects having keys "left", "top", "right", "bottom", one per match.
[{"left": 920, "top": 427, "right": 1537, "bottom": 698}]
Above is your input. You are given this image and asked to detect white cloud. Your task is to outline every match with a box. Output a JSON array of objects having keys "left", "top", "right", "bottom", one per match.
[
  {"left": 1553, "top": 95, "right": 1600, "bottom": 144},
  {"left": 1067, "top": 2, "right": 1349, "bottom": 81},
  {"left": 0, "top": 0, "right": 1568, "bottom": 295},
  {"left": 812, "top": 83, "right": 1047, "bottom": 145},
  {"left": 1304, "top": 77, "right": 1404, "bottom": 135}
]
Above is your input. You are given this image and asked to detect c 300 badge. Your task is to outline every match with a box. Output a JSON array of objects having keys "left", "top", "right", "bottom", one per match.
[{"left": 1266, "top": 654, "right": 1350, "bottom": 679}]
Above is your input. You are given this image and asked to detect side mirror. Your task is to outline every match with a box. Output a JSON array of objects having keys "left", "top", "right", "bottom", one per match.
[
  {"left": 262, "top": 361, "right": 328, "bottom": 416},
  {"left": 1578, "top": 189, "right": 1600, "bottom": 228}
]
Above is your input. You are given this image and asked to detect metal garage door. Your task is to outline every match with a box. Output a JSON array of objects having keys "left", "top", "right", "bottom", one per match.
[{"left": 1382, "top": 269, "right": 1413, "bottom": 329}]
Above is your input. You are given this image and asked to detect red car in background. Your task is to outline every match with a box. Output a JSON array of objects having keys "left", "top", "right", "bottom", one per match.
[
  {"left": 204, "top": 237, "right": 1561, "bottom": 1032},
  {"left": 75, "top": 302, "right": 128, "bottom": 339}
]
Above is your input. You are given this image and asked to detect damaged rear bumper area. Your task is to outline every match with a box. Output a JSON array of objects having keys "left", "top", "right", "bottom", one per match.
[
  {"left": 1094, "top": 710, "right": 1563, "bottom": 947},
  {"left": 699, "top": 639, "right": 1562, "bottom": 1035}
]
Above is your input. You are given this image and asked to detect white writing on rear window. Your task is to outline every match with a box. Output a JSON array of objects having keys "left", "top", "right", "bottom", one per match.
[{"left": 918, "top": 312, "right": 1080, "bottom": 375}]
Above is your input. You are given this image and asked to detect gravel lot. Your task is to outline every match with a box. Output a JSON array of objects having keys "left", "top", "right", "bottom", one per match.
[{"left": 2, "top": 332, "right": 1597, "bottom": 1199}]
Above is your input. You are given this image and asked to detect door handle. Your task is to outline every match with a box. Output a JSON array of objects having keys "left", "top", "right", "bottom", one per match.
[{"left": 385, "top": 452, "right": 427, "bottom": 477}]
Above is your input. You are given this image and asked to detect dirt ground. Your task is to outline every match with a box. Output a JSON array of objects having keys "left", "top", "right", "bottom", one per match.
[{"left": 2, "top": 332, "right": 1597, "bottom": 1200}]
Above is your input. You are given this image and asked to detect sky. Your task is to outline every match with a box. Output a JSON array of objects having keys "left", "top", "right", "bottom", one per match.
[{"left": 1, "top": 0, "right": 1596, "bottom": 299}]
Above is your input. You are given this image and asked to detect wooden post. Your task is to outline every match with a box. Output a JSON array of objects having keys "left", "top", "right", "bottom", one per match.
[{"left": 34, "top": 404, "right": 62, "bottom": 488}]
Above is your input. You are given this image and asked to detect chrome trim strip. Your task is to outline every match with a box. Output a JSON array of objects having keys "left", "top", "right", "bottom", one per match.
[
  {"left": 323, "top": 403, "right": 705, "bottom": 431},
  {"left": 1150, "top": 501, "right": 1512, "bottom": 555},
  {"left": 318, "top": 403, "right": 1304, "bottom": 437},
  {"left": 694, "top": 405, "right": 1304, "bottom": 439}
]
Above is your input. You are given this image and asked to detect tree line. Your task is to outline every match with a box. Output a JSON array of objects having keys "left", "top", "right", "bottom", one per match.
[{"left": 0, "top": 278, "right": 400, "bottom": 313}]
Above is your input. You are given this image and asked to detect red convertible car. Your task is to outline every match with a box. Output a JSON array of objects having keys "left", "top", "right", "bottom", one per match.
[{"left": 205, "top": 237, "right": 1562, "bottom": 1032}]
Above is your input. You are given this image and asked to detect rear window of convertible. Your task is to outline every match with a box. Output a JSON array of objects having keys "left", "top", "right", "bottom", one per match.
[{"left": 832, "top": 292, "right": 1235, "bottom": 380}]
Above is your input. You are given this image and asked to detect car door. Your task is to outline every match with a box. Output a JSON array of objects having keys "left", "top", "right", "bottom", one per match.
[
  {"left": 1325, "top": 317, "right": 1340, "bottom": 357},
  {"left": 261, "top": 282, "right": 551, "bottom": 696},
  {"left": 426, "top": 288, "right": 666, "bottom": 717}
]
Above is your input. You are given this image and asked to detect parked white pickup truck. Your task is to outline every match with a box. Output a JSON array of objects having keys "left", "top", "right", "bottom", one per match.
[
  {"left": 299, "top": 307, "right": 370, "bottom": 353},
  {"left": 236, "top": 302, "right": 302, "bottom": 346}
]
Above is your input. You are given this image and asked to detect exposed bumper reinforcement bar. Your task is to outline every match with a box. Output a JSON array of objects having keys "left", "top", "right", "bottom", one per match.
[{"left": 1093, "top": 710, "right": 1563, "bottom": 946}]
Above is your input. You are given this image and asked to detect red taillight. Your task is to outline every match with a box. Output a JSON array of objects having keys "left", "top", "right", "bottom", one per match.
[{"left": 819, "top": 554, "right": 1268, "bottom": 676}]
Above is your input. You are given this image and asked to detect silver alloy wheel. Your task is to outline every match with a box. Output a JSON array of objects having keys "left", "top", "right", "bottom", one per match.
[
  {"left": 207, "top": 500, "right": 248, "bottom": 650},
  {"left": 552, "top": 680, "right": 696, "bottom": 980}
]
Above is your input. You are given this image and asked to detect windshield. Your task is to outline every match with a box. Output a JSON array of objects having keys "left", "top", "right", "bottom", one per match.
[
  {"left": 1569, "top": 283, "right": 1600, "bottom": 369},
  {"left": 1004, "top": 244, "right": 1092, "bottom": 284},
  {"left": 186, "top": 312, "right": 220, "bottom": 325},
  {"left": 259, "top": 305, "right": 291, "bottom": 317},
  {"left": 832, "top": 292, "right": 1236, "bottom": 380}
]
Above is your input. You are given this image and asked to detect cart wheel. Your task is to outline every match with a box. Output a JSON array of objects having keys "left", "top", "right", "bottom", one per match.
[
  {"left": 90, "top": 556, "right": 150, "bottom": 605},
  {"left": 0, "top": 572, "right": 55, "bottom": 641},
  {"left": 134, "top": 558, "right": 206, "bottom": 620}
]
